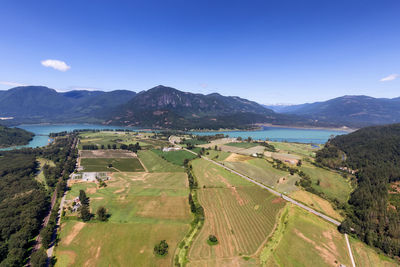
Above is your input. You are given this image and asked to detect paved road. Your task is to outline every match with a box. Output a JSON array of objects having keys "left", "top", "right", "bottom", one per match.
[{"left": 180, "top": 145, "right": 356, "bottom": 265}]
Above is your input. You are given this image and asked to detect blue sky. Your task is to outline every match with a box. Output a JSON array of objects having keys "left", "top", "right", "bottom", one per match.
[{"left": 0, "top": 0, "right": 399, "bottom": 104}]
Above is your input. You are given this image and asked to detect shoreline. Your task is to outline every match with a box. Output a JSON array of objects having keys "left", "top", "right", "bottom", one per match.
[{"left": 255, "top": 123, "right": 356, "bottom": 133}]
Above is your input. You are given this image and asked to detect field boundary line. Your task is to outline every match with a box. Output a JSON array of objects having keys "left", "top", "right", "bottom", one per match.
[{"left": 345, "top": 233, "right": 356, "bottom": 267}]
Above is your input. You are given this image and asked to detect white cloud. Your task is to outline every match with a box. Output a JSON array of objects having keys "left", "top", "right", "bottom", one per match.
[
  {"left": 41, "top": 59, "right": 71, "bottom": 72},
  {"left": 0, "top": 81, "right": 26, "bottom": 87},
  {"left": 380, "top": 74, "right": 398, "bottom": 82}
]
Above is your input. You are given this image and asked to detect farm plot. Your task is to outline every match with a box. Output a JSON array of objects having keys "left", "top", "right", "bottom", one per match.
[
  {"left": 152, "top": 149, "right": 198, "bottom": 166},
  {"left": 188, "top": 158, "right": 285, "bottom": 265},
  {"left": 220, "top": 144, "right": 266, "bottom": 155},
  {"left": 80, "top": 157, "right": 144, "bottom": 172},
  {"left": 223, "top": 157, "right": 300, "bottom": 193},
  {"left": 78, "top": 131, "right": 157, "bottom": 149},
  {"left": 137, "top": 150, "right": 183, "bottom": 172},
  {"left": 261, "top": 204, "right": 351, "bottom": 267},
  {"left": 225, "top": 142, "right": 259, "bottom": 149},
  {"left": 80, "top": 149, "right": 136, "bottom": 158},
  {"left": 300, "top": 162, "right": 352, "bottom": 203},
  {"left": 269, "top": 141, "right": 321, "bottom": 158},
  {"left": 55, "top": 171, "right": 191, "bottom": 266}
]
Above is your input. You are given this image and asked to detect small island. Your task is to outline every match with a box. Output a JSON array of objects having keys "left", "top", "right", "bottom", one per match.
[{"left": 0, "top": 125, "right": 34, "bottom": 148}]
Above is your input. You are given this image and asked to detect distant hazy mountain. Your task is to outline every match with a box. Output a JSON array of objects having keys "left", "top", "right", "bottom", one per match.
[
  {"left": 271, "top": 95, "right": 400, "bottom": 128},
  {"left": 0, "top": 86, "right": 136, "bottom": 123}
]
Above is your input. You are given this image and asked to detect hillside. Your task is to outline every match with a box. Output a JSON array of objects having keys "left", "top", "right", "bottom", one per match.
[
  {"left": 107, "top": 85, "right": 314, "bottom": 129},
  {"left": 273, "top": 95, "right": 400, "bottom": 128},
  {"left": 0, "top": 86, "right": 136, "bottom": 123},
  {"left": 316, "top": 123, "right": 400, "bottom": 257},
  {"left": 0, "top": 126, "right": 34, "bottom": 148}
]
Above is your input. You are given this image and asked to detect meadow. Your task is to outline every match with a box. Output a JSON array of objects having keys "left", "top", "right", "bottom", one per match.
[
  {"left": 300, "top": 162, "right": 352, "bottom": 203},
  {"left": 188, "top": 158, "right": 285, "bottom": 265},
  {"left": 152, "top": 149, "right": 198, "bottom": 166},
  {"left": 225, "top": 142, "right": 259, "bottom": 149},
  {"left": 269, "top": 141, "right": 321, "bottom": 158},
  {"left": 80, "top": 157, "right": 144, "bottom": 172},
  {"left": 56, "top": 171, "right": 192, "bottom": 266},
  {"left": 137, "top": 150, "right": 183, "bottom": 172},
  {"left": 261, "top": 204, "right": 352, "bottom": 267}
]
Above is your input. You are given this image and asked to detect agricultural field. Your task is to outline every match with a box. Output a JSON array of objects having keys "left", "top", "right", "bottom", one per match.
[
  {"left": 349, "top": 237, "right": 399, "bottom": 267},
  {"left": 80, "top": 149, "right": 137, "bottom": 158},
  {"left": 204, "top": 149, "right": 231, "bottom": 161},
  {"left": 152, "top": 149, "right": 198, "bottom": 166},
  {"left": 137, "top": 150, "right": 184, "bottom": 172},
  {"left": 289, "top": 190, "right": 343, "bottom": 221},
  {"left": 78, "top": 131, "right": 169, "bottom": 150},
  {"left": 225, "top": 142, "right": 259, "bottom": 149},
  {"left": 300, "top": 162, "right": 352, "bottom": 203},
  {"left": 219, "top": 144, "right": 266, "bottom": 156},
  {"left": 56, "top": 171, "right": 192, "bottom": 266},
  {"left": 188, "top": 158, "right": 286, "bottom": 265},
  {"left": 261, "top": 204, "right": 352, "bottom": 267},
  {"left": 222, "top": 154, "right": 300, "bottom": 193},
  {"left": 80, "top": 157, "right": 144, "bottom": 172},
  {"left": 269, "top": 141, "right": 321, "bottom": 158}
]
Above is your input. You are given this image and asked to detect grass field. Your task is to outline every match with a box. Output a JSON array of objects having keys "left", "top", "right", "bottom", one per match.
[
  {"left": 80, "top": 149, "right": 136, "bottom": 158},
  {"left": 188, "top": 158, "right": 285, "bottom": 265},
  {"left": 56, "top": 171, "right": 192, "bottom": 266},
  {"left": 204, "top": 150, "right": 231, "bottom": 161},
  {"left": 152, "top": 149, "right": 198, "bottom": 166},
  {"left": 300, "top": 162, "right": 352, "bottom": 203},
  {"left": 269, "top": 141, "right": 321, "bottom": 158},
  {"left": 137, "top": 150, "right": 183, "bottom": 172},
  {"left": 261, "top": 204, "right": 351, "bottom": 267},
  {"left": 290, "top": 190, "right": 343, "bottom": 221},
  {"left": 349, "top": 237, "right": 399, "bottom": 267},
  {"left": 80, "top": 157, "right": 144, "bottom": 172},
  {"left": 225, "top": 142, "right": 259, "bottom": 149},
  {"left": 223, "top": 156, "right": 300, "bottom": 193}
]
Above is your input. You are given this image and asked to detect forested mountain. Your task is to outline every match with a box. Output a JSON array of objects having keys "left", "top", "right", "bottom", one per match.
[
  {"left": 106, "top": 85, "right": 313, "bottom": 129},
  {"left": 0, "top": 126, "right": 34, "bottom": 148},
  {"left": 272, "top": 95, "right": 400, "bottom": 128},
  {"left": 0, "top": 86, "right": 136, "bottom": 123},
  {"left": 316, "top": 124, "right": 400, "bottom": 257}
]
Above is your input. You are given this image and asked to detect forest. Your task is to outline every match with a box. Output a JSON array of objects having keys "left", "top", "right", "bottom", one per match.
[
  {"left": 0, "top": 133, "right": 77, "bottom": 266},
  {"left": 316, "top": 123, "right": 400, "bottom": 257},
  {"left": 0, "top": 126, "right": 34, "bottom": 148}
]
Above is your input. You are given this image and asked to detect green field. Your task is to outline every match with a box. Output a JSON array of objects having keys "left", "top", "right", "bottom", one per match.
[
  {"left": 300, "top": 162, "right": 352, "bottom": 203},
  {"left": 225, "top": 142, "right": 259, "bottom": 149},
  {"left": 188, "top": 158, "right": 285, "bottom": 265},
  {"left": 261, "top": 204, "right": 351, "bottom": 266},
  {"left": 270, "top": 141, "right": 321, "bottom": 157},
  {"left": 223, "top": 157, "right": 300, "bottom": 193},
  {"left": 35, "top": 157, "right": 55, "bottom": 187},
  {"left": 56, "top": 171, "right": 191, "bottom": 266},
  {"left": 204, "top": 149, "right": 230, "bottom": 161},
  {"left": 152, "top": 149, "right": 198, "bottom": 166},
  {"left": 80, "top": 157, "right": 144, "bottom": 172},
  {"left": 137, "top": 150, "right": 183, "bottom": 172}
]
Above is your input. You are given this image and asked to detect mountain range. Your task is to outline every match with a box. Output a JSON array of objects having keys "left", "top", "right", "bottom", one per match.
[{"left": 1, "top": 85, "right": 400, "bottom": 129}]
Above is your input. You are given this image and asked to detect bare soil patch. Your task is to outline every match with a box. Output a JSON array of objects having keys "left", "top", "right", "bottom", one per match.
[
  {"left": 80, "top": 150, "right": 137, "bottom": 158},
  {"left": 63, "top": 222, "right": 85, "bottom": 246},
  {"left": 225, "top": 153, "right": 252, "bottom": 162}
]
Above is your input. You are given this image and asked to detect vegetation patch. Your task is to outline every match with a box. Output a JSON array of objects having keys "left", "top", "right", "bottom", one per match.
[
  {"left": 152, "top": 149, "right": 197, "bottom": 166},
  {"left": 80, "top": 157, "right": 144, "bottom": 172}
]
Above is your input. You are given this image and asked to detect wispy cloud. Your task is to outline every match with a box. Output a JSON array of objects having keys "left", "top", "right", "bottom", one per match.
[
  {"left": 0, "top": 81, "right": 26, "bottom": 87},
  {"left": 70, "top": 86, "right": 101, "bottom": 91},
  {"left": 380, "top": 73, "right": 398, "bottom": 82},
  {"left": 41, "top": 59, "right": 71, "bottom": 72}
]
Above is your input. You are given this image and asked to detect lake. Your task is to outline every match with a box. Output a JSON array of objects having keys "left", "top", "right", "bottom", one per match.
[{"left": 0, "top": 124, "right": 348, "bottom": 150}]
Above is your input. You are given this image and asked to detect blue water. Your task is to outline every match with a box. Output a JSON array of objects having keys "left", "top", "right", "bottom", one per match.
[
  {"left": 0, "top": 124, "right": 143, "bottom": 151},
  {"left": 0, "top": 124, "right": 348, "bottom": 151},
  {"left": 192, "top": 126, "right": 348, "bottom": 144}
]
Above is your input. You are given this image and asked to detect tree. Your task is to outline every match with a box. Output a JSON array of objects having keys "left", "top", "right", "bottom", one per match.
[
  {"left": 80, "top": 204, "right": 92, "bottom": 222},
  {"left": 208, "top": 235, "right": 218, "bottom": 245},
  {"left": 96, "top": 206, "right": 108, "bottom": 221},
  {"left": 40, "top": 225, "right": 54, "bottom": 249},
  {"left": 79, "top": 190, "right": 89, "bottom": 205},
  {"left": 154, "top": 240, "right": 169, "bottom": 256},
  {"left": 296, "top": 160, "right": 302, "bottom": 167},
  {"left": 31, "top": 249, "right": 48, "bottom": 267},
  {"left": 112, "top": 144, "right": 117, "bottom": 149},
  {"left": 237, "top": 136, "right": 242, "bottom": 141}
]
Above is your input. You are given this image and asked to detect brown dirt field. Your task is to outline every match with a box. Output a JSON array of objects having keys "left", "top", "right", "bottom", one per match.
[
  {"left": 63, "top": 222, "right": 86, "bottom": 246},
  {"left": 289, "top": 190, "right": 343, "bottom": 221},
  {"left": 271, "top": 197, "right": 285, "bottom": 204},
  {"left": 294, "top": 229, "right": 340, "bottom": 266},
  {"left": 225, "top": 153, "right": 253, "bottom": 162},
  {"left": 80, "top": 149, "right": 137, "bottom": 158},
  {"left": 86, "top": 187, "right": 97, "bottom": 194}
]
